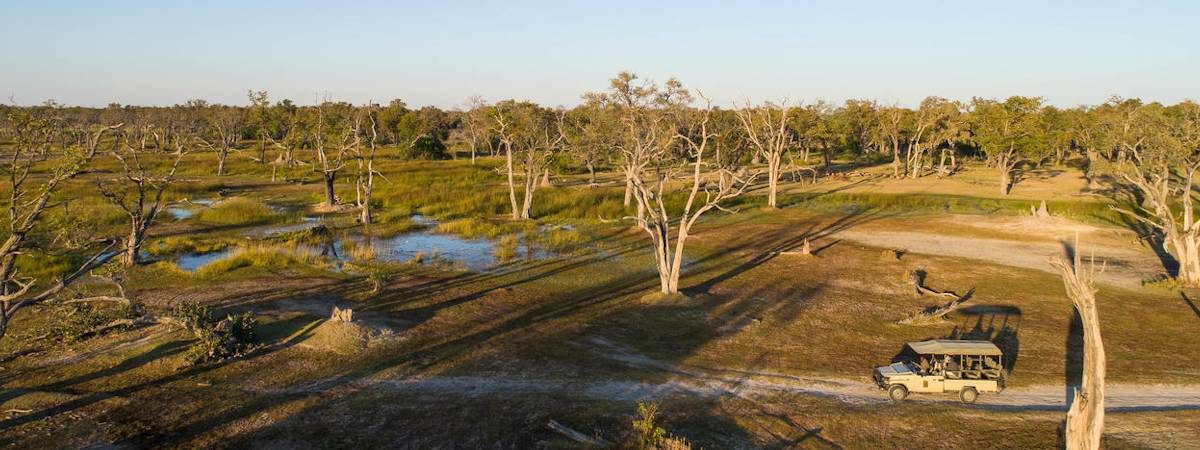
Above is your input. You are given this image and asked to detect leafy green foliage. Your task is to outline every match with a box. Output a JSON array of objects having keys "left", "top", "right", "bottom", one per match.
[{"left": 170, "top": 301, "right": 258, "bottom": 364}]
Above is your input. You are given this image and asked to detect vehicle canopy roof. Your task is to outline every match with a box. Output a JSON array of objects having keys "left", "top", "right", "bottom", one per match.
[{"left": 906, "top": 339, "right": 1002, "bottom": 356}]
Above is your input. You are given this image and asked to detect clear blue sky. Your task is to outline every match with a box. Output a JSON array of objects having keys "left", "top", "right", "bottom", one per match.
[{"left": 2, "top": 0, "right": 1197, "bottom": 108}]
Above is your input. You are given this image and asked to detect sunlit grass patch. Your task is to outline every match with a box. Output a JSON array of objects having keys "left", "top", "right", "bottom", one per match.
[
  {"left": 194, "top": 244, "right": 326, "bottom": 278},
  {"left": 197, "top": 197, "right": 284, "bottom": 226},
  {"left": 434, "top": 217, "right": 535, "bottom": 239}
]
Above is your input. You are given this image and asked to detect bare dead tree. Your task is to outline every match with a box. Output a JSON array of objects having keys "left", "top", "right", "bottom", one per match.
[
  {"left": 97, "top": 128, "right": 189, "bottom": 266},
  {"left": 1050, "top": 242, "right": 1106, "bottom": 450},
  {"left": 625, "top": 96, "right": 757, "bottom": 294},
  {"left": 353, "top": 104, "right": 384, "bottom": 224},
  {"left": 314, "top": 101, "right": 349, "bottom": 207},
  {"left": 198, "top": 105, "right": 245, "bottom": 176},
  {"left": 463, "top": 96, "right": 489, "bottom": 166},
  {"left": 0, "top": 113, "right": 122, "bottom": 342},
  {"left": 735, "top": 100, "right": 793, "bottom": 208}
]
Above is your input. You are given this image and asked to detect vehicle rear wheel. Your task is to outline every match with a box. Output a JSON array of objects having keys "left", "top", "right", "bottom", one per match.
[
  {"left": 887, "top": 384, "right": 908, "bottom": 402},
  {"left": 959, "top": 387, "right": 978, "bottom": 404}
]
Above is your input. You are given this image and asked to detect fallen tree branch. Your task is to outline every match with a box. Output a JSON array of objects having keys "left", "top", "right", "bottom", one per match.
[
  {"left": 547, "top": 420, "right": 611, "bottom": 447},
  {"left": 899, "top": 270, "right": 975, "bottom": 324}
]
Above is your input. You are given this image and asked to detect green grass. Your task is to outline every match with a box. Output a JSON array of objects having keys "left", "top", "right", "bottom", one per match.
[
  {"left": 197, "top": 197, "right": 284, "bottom": 226},
  {"left": 145, "top": 235, "right": 235, "bottom": 256},
  {"left": 194, "top": 245, "right": 327, "bottom": 278},
  {"left": 434, "top": 217, "right": 535, "bottom": 239}
]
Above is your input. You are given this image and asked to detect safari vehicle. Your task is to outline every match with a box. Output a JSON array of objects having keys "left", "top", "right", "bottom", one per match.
[{"left": 873, "top": 339, "right": 1006, "bottom": 404}]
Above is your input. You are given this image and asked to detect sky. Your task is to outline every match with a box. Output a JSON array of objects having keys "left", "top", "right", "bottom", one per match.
[{"left": 1, "top": 0, "right": 1197, "bottom": 109}]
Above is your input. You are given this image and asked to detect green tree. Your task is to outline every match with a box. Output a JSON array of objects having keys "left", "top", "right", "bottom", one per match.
[{"left": 969, "top": 96, "right": 1045, "bottom": 194}]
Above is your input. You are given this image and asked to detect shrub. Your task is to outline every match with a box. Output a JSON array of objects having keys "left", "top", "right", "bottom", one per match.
[
  {"left": 628, "top": 401, "right": 692, "bottom": 450},
  {"left": 631, "top": 401, "right": 666, "bottom": 449},
  {"left": 170, "top": 301, "right": 258, "bottom": 364},
  {"left": 1142, "top": 275, "right": 1187, "bottom": 291},
  {"left": 198, "top": 197, "right": 281, "bottom": 226},
  {"left": 398, "top": 136, "right": 450, "bottom": 160},
  {"left": 367, "top": 267, "right": 390, "bottom": 293},
  {"left": 49, "top": 300, "right": 141, "bottom": 342}
]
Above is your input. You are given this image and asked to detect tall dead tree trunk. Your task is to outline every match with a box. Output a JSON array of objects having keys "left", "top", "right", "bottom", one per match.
[
  {"left": 736, "top": 101, "right": 792, "bottom": 209},
  {"left": 1051, "top": 245, "right": 1105, "bottom": 450},
  {"left": 354, "top": 105, "right": 380, "bottom": 225}
]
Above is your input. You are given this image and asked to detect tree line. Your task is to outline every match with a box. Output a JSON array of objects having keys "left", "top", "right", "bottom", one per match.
[{"left": 0, "top": 72, "right": 1198, "bottom": 340}]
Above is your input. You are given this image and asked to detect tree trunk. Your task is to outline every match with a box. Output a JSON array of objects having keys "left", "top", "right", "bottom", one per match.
[
  {"left": 623, "top": 176, "right": 634, "bottom": 207},
  {"left": 505, "top": 145, "right": 519, "bottom": 220},
  {"left": 587, "top": 163, "right": 596, "bottom": 186},
  {"left": 998, "top": 154, "right": 1012, "bottom": 195},
  {"left": 521, "top": 168, "right": 535, "bottom": 220},
  {"left": 360, "top": 184, "right": 373, "bottom": 224},
  {"left": 767, "top": 157, "right": 780, "bottom": 208},
  {"left": 1055, "top": 251, "right": 1106, "bottom": 450},
  {"left": 125, "top": 224, "right": 144, "bottom": 267},
  {"left": 891, "top": 142, "right": 902, "bottom": 178},
  {"left": 217, "top": 151, "right": 227, "bottom": 176},
  {"left": 323, "top": 172, "right": 337, "bottom": 206}
]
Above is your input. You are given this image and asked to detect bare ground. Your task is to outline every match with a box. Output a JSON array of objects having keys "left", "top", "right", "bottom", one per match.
[
  {"left": 238, "top": 334, "right": 1200, "bottom": 412},
  {"left": 829, "top": 216, "right": 1164, "bottom": 289}
]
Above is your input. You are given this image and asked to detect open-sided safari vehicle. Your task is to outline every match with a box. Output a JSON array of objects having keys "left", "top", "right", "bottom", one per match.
[{"left": 873, "top": 339, "right": 1006, "bottom": 403}]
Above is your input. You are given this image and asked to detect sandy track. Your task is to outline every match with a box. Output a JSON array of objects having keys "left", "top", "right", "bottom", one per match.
[
  {"left": 242, "top": 337, "right": 1200, "bottom": 412},
  {"left": 831, "top": 229, "right": 1163, "bottom": 289}
]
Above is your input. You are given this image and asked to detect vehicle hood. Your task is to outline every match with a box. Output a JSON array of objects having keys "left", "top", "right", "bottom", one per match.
[{"left": 875, "top": 362, "right": 913, "bottom": 377}]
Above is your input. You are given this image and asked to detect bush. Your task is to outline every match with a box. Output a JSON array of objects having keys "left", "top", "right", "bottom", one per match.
[
  {"left": 631, "top": 401, "right": 666, "bottom": 449},
  {"left": 628, "top": 401, "right": 692, "bottom": 450},
  {"left": 398, "top": 136, "right": 450, "bottom": 160},
  {"left": 48, "top": 301, "right": 141, "bottom": 342},
  {"left": 170, "top": 301, "right": 258, "bottom": 364},
  {"left": 198, "top": 197, "right": 282, "bottom": 226}
]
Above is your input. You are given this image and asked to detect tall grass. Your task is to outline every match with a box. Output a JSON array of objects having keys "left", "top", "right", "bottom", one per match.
[
  {"left": 194, "top": 244, "right": 325, "bottom": 278},
  {"left": 434, "top": 217, "right": 535, "bottom": 239},
  {"left": 146, "top": 235, "right": 233, "bottom": 256},
  {"left": 198, "top": 197, "right": 283, "bottom": 226}
]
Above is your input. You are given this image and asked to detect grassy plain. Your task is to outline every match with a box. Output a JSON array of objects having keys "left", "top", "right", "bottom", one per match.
[{"left": 1, "top": 150, "right": 1197, "bottom": 448}]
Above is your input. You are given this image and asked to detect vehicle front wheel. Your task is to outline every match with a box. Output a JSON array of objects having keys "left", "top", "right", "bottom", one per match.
[
  {"left": 959, "top": 387, "right": 978, "bottom": 404},
  {"left": 887, "top": 384, "right": 908, "bottom": 402}
]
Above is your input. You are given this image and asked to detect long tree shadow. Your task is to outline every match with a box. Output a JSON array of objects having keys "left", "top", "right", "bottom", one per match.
[
  {"left": 0, "top": 315, "right": 324, "bottom": 437},
  {"left": 684, "top": 208, "right": 887, "bottom": 296},
  {"left": 11, "top": 206, "right": 893, "bottom": 446},
  {"left": 1182, "top": 292, "right": 1200, "bottom": 319}
]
